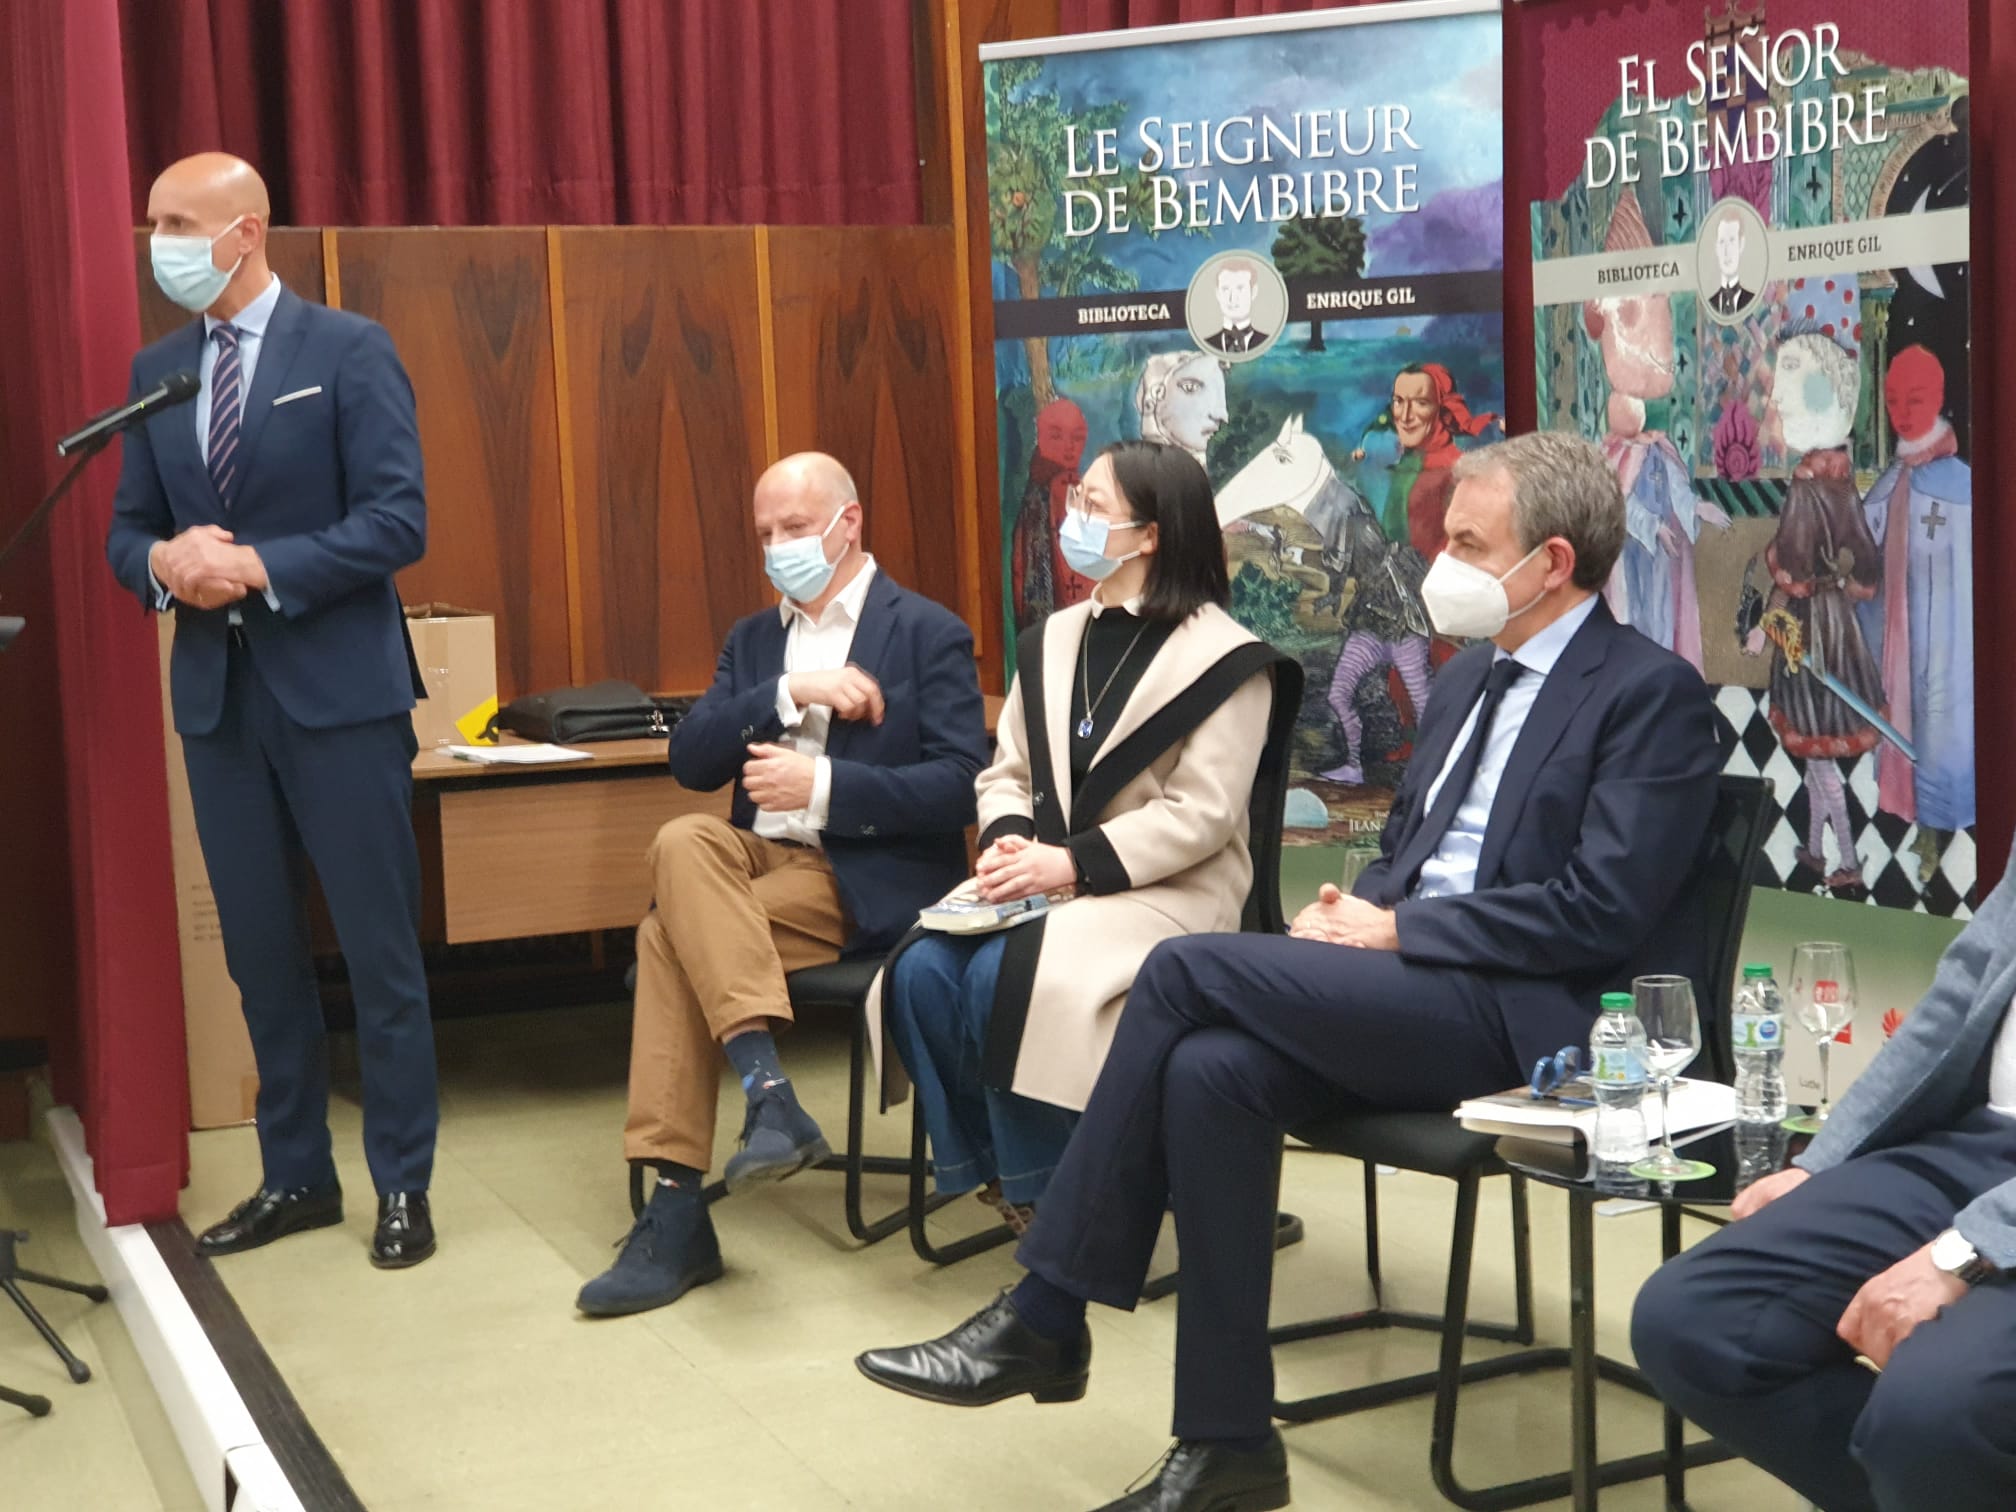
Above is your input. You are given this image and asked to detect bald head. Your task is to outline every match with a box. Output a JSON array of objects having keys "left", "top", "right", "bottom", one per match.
[
  {"left": 757, "top": 452, "right": 859, "bottom": 513},
  {"left": 149, "top": 153, "right": 269, "bottom": 234},
  {"left": 146, "top": 153, "right": 273, "bottom": 316},
  {"left": 751, "top": 452, "right": 866, "bottom": 609}
]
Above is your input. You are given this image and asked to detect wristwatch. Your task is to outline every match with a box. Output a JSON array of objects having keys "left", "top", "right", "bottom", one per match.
[{"left": 1930, "top": 1227, "right": 2000, "bottom": 1286}]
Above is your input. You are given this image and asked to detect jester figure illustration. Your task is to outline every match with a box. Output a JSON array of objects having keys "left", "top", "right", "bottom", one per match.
[
  {"left": 1744, "top": 323, "right": 1889, "bottom": 892},
  {"left": 1859, "top": 344, "right": 1975, "bottom": 875},
  {"left": 1584, "top": 190, "right": 1729, "bottom": 674},
  {"left": 1351, "top": 361, "right": 1497, "bottom": 558}
]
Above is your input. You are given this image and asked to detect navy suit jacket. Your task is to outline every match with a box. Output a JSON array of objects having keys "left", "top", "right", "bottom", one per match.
[
  {"left": 1355, "top": 598, "right": 1726, "bottom": 1072},
  {"left": 106, "top": 285, "right": 427, "bottom": 737},
  {"left": 667, "top": 570, "right": 987, "bottom": 955}
]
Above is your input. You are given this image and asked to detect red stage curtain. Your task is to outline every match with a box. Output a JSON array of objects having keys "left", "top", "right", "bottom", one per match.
[
  {"left": 1063, "top": 0, "right": 2013, "bottom": 889},
  {"left": 118, "top": 0, "right": 924, "bottom": 227},
  {"left": 0, "top": 0, "right": 189, "bottom": 1222},
  {"left": 1067, "top": 0, "right": 1338, "bottom": 24}
]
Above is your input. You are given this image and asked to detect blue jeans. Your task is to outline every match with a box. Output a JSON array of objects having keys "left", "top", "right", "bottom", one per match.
[{"left": 884, "top": 931, "right": 1080, "bottom": 1205}]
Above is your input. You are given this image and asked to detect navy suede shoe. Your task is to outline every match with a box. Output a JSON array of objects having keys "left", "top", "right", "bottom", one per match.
[
  {"left": 722, "top": 1091, "right": 831, "bottom": 1194},
  {"left": 575, "top": 1181, "right": 724, "bottom": 1317}
]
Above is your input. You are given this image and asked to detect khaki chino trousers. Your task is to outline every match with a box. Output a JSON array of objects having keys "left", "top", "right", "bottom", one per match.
[{"left": 624, "top": 814, "right": 848, "bottom": 1172}]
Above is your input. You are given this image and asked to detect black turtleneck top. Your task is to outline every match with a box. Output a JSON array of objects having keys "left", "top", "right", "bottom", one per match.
[{"left": 1066, "top": 601, "right": 1179, "bottom": 791}]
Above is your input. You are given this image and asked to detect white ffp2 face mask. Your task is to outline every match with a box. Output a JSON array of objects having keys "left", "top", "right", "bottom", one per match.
[{"left": 1419, "top": 544, "right": 1547, "bottom": 639}]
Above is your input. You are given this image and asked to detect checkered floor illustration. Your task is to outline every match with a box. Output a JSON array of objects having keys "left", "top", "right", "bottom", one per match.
[{"left": 1716, "top": 685, "right": 1977, "bottom": 918}]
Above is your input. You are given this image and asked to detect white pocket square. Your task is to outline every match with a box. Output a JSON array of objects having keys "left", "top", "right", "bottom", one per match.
[{"left": 272, "top": 386, "right": 323, "bottom": 407}]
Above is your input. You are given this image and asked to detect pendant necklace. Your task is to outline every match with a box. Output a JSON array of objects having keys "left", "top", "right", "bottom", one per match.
[{"left": 1078, "top": 617, "right": 1150, "bottom": 741}]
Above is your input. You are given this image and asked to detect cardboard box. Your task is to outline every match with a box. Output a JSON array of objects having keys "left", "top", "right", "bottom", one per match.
[
  {"left": 405, "top": 604, "right": 499, "bottom": 749},
  {"left": 157, "top": 619, "right": 259, "bottom": 1130}
]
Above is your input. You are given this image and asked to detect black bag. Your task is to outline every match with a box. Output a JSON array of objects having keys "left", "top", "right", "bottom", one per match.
[{"left": 481, "top": 680, "right": 688, "bottom": 744}]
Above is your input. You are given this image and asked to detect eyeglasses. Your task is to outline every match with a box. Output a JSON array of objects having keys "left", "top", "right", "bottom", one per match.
[
  {"left": 1063, "top": 484, "right": 1145, "bottom": 530},
  {"left": 1530, "top": 1045, "right": 1592, "bottom": 1105}
]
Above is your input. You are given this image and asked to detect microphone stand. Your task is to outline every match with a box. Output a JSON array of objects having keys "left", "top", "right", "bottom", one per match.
[
  {"left": 0, "top": 436, "right": 110, "bottom": 653},
  {"left": 0, "top": 440, "right": 122, "bottom": 1417}
]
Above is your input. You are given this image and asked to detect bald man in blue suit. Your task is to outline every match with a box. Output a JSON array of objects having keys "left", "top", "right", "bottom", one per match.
[{"left": 107, "top": 153, "right": 437, "bottom": 1270}]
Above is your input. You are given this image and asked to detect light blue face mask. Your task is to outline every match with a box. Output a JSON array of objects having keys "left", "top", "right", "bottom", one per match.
[
  {"left": 1058, "top": 508, "right": 1145, "bottom": 582},
  {"left": 150, "top": 216, "right": 245, "bottom": 313},
  {"left": 764, "top": 503, "right": 849, "bottom": 602}
]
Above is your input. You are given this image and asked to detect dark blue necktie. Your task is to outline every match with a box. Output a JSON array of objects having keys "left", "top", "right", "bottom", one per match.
[
  {"left": 207, "top": 324, "right": 243, "bottom": 504},
  {"left": 1386, "top": 657, "right": 1527, "bottom": 899}
]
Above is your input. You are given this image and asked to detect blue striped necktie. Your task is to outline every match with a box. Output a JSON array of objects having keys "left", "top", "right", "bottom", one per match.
[{"left": 208, "top": 323, "right": 243, "bottom": 504}]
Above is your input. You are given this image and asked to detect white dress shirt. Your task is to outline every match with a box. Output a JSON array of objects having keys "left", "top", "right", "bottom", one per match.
[
  {"left": 1413, "top": 593, "right": 1600, "bottom": 900},
  {"left": 756, "top": 557, "right": 878, "bottom": 848},
  {"left": 1989, "top": 997, "right": 2016, "bottom": 1120},
  {"left": 150, "top": 273, "right": 285, "bottom": 619}
]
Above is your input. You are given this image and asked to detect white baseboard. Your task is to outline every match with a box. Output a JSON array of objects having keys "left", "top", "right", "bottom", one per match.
[{"left": 44, "top": 1106, "right": 304, "bottom": 1512}]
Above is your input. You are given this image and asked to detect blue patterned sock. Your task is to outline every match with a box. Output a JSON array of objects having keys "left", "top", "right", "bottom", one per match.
[{"left": 723, "top": 1029, "right": 793, "bottom": 1107}]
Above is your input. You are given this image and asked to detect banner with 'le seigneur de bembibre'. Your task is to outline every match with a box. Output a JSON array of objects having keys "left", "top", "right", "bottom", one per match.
[{"left": 982, "top": 0, "right": 1506, "bottom": 848}]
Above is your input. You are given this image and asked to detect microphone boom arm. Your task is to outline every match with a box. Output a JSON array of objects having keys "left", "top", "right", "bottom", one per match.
[{"left": 0, "top": 437, "right": 114, "bottom": 652}]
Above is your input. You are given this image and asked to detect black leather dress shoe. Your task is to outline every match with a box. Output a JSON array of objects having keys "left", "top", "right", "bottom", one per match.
[
  {"left": 1093, "top": 1434, "right": 1290, "bottom": 1511},
  {"left": 855, "top": 1290, "right": 1090, "bottom": 1407},
  {"left": 194, "top": 1184, "right": 344, "bottom": 1258},
  {"left": 370, "top": 1192, "right": 436, "bottom": 1269}
]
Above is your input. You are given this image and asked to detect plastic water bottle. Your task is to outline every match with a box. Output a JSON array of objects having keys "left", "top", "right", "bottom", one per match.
[
  {"left": 1590, "top": 991, "right": 1649, "bottom": 1165},
  {"left": 1735, "top": 1120, "right": 1789, "bottom": 1194},
  {"left": 1731, "top": 963, "right": 1789, "bottom": 1124}
]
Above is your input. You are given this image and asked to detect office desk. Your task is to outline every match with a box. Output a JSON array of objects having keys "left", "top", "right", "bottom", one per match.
[
  {"left": 411, "top": 740, "right": 726, "bottom": 945},
  {"left": 409, "top": 695, "right": 1003, "bottom": 946}
]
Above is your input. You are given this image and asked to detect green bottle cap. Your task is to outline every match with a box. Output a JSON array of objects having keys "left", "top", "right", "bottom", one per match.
[
  {"left": 1600, "top": 992, "right": 1635, "bottom": 1011},
  {"left": 1742, "top": 964, "right": 1774, "bottom": 980}
]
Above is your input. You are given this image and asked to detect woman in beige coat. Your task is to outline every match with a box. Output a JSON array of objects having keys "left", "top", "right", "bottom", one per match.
[{"left": 875, "top": 440, "right": 1296, "bottom": 1229}]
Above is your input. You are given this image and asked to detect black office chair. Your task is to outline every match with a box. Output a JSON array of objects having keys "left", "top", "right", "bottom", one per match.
[
  {"left": 623, "top": 959, "right": 946, "bottom": 1243},
  {"left": 1267, "top": 774, "right": 1775, "bottom": 1511},
  {"left": 910, "top": 655, "right": 1309, "bottom": 1274},
  {"left": 0, "top": 1039, "right": 110, "bottom": 1418}
]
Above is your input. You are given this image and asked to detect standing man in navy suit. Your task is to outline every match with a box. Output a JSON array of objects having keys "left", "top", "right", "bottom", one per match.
[
  {"left": 857, "top": 431, "right": 1728, "bottom": 1512},
  {"left": 106, "top": 154, "right": 438, "bottom": 1269},
  {"left": 577, "top": 451, "right": 987, "bottom": 1317}
]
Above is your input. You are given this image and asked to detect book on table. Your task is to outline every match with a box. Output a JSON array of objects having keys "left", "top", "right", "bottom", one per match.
[{"left": 1455, "top": 1077, "right": 1737, "bottom": 1147}]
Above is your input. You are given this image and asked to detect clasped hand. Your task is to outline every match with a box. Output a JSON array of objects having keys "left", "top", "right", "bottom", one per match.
[
  {"left": 151, "top": 525, "right": 268, "bottom": 611},
  {"left": 1729, "top": 1166, "right": 1969, "bottom": 1369},
  {"left": 1289, "top": 882, "right": 1398, "bottom": 951},
  {"left": 974, "top": 834, "right": 1076, "bottom": 904},
  {"left": 787, "top": 666, "right": 884, "bottom": 725},
  {"left": 742, "top": 743, "right": 817, "bottom": 813}
]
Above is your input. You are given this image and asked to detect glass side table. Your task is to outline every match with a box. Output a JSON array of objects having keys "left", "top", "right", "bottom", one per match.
[{"left": 1496, "top": 1123, "right": 1808, "bottom": 1511}]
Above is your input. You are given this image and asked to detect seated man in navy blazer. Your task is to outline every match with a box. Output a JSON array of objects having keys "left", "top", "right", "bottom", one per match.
[
  {"left": 105, "top": 154, "right": 438, "bottom": 1269},
  {"left": 577, "top": 452, "right": 988, "bottom": 1317},
  {"left": 857, "top": 430, "right": 1727, "bottom": 1512}
]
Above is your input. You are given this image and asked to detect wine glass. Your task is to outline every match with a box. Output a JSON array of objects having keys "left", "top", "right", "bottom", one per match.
[
  {"left": 1783, "top": 941, "right": 1856, "bottom": 1135},
  {"left": 1629, "top": 975, "right": 1715, "bottom": 1182}
]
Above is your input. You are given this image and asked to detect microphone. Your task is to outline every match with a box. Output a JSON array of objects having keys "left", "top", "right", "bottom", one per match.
[{"left": 55, "top": 370, "right": 201, "bottom": 457}]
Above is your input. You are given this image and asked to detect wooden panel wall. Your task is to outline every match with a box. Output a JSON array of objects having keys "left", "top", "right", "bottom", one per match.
[
  {"left": 336, "top": 229, "right": 574, "bottom": 701},
  {"left": 554, "top": 229, "right": 770, "bottom": 691},
  {"left": 125, "top": 222, "right": 979, "bottom": 699},
  {"left": 952, "top": 0, "right": 1064, "bottom": 692},
  {"left": 768, "top": 226, "right": 966, "bottom": 619}
]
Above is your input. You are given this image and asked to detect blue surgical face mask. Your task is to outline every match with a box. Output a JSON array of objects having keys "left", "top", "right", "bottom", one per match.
[
  {"left": 764, "top": 503, "right": 849, "bottom": 602},
  {"left": 1058, "top": 508, "right": 1146, "bottom": 582},
  {"left": 150, "top": 216, "right": 246, "bottom": 313}
]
